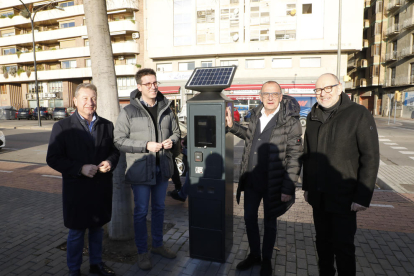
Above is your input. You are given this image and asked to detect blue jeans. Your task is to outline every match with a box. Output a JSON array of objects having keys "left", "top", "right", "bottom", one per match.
[
  {"left": 67, "top": 227, "right": 103, "bottom": 271},
  {"left": 178, "top": 172, "right": 189, "bottom": 200},
  {"left": 132, "top": 167, "right": 169, "bottom": 253}
]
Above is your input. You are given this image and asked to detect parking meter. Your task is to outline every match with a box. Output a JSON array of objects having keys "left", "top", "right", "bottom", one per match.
[{"left": 185, "top": 66, "right": 237, "bottom": 262}]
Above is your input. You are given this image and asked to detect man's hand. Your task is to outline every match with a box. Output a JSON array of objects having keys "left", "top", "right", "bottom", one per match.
[
  {"left": 81, "top": 164, "right": 98, "bottom": 178},
  {"left": 281, "top": 194, "right": 292, "bottom": 202},
  {"left": 225, "top": 106, "right": 233, "bottom": 128},
  {"left": 162, "top": 139, "right": 173, "bottom": 150},
  {"left": 304, "top": 191, "right": 308, "bottom": 203},
  {"left": 351, "top": 202, "right": 367, "bottom": 212},
  {"left": 147, "top": 142, "right": 163, "bottom": 153},
  {"left": 98, "top": 160, "right": 112, "bottom": 173}
]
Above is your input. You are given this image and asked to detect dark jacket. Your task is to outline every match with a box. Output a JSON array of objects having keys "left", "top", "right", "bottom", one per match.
[
  {"left": 229, "top": 95, "right": 303, "bottom": 217},
  {"left": 302, "top": 93, "right": 379, "bottom": 214},
  {"left": 46, "top": 111, "right": 120, "bottom": 229},
  {"left": 114, "top": 90, "right": 180, "bottom": 185}
]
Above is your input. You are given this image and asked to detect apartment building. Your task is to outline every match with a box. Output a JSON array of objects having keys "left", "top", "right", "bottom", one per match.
[
  {"left": 0, "top": 0, "right": 143, "bottom": 110},
  {"left": 345, "top": 0, "right": 388, "bottom": 116},
  {"left": 143, "top": 0, "right": 364, "bottom": 112},
  {"left": 382, "top": 0, "right": 414, "bottom": 118}
]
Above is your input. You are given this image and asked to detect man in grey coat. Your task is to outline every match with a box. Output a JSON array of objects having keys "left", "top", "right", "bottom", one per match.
[{"left": 114, "top": 68, "right": 180, "bottom": 270}]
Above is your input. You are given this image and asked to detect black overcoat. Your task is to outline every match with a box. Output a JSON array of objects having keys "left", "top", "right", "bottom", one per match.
[
  {"left": 302, "top": 93, "right": 379, "bottom": 214},
  {"left": 46, "top": 111, "right": 120, "bottom": 229}
]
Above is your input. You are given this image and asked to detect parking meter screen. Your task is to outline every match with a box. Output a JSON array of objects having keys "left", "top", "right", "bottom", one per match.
[{"left": 194, "top": 116, "right": 216, "bottom": 148}]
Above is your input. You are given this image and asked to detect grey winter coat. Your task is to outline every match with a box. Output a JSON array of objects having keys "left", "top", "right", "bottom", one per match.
[
  {"left": 114, "top": 90, "right": 180, "bottom": 185},
  {"left": 229, "top": 95, "right": 303, "bottom": 218}
]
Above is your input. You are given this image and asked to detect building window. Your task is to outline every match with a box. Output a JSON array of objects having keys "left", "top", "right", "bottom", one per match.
[
  {"left": 375, "top": 1, "right": 383, "bottom": 14},
  {"left": 220, "top": 60, "right": 238, "bottom": 66},
  {"left": 84, "top": 40, "right": 89, "bottom": 46},
  {"left": 411, "top": 63, "right": 414, "bottom": 84},
  {"left": 178, "top": 62, "right": 195, "bottom": 71},
  {"left": 220, "top": 0, "right": 240, "bottom": 44},
  {"left": 370, "top": 65, "right": 379, "bottom": 77},
  {"left": 373, "top": 22, "right": 382, "bottom": 36},
  {"left": 272, "top": 58, "right": 292, "bottom": 68},
  {"left": 275, "top": 3, "right": 297, "bottom": 42},
  {"left": 117, "top": 77, "right": 136, "bottom": 90},
  {"left": 275, "top": 30, "right": 296, "bottom": 40},
  {"left": 197, "top": 1, "right": 215, "bottom": 44},
  {"left": 250, "top": 0, "right": 270, "bottom": 41},
  {"left": 0, "top": 11, "right": 14, "bottom": 18},
  {"left": 60, "top": 21, "right": 75, "bottom": 29},
  {"left": 201, "top": 61, "right": 213, "bottom": 67},
  {"left": 174, "top": 0, "right": 193, "bottom": 46},
  {"left": 302, "top": 4, "right": 312, "bottom": 14},
  {"left": 300, "top": 57, "right": 321, "bottom": 68},
  {"left": 0, "top": 85, "right": 6, "bottom": 95},
  {"left": 28, "top": 82, "right": 45, "bottom": 93},
  {"left": 371, "top": 44, "right": 380, "bottom": 56},
  {"left": 61, "top": 60, "right": 77, "bottom": 69},
  {"left": 3, "top": 48, "right": 16, "bottom": 55},
  {"left": 246, "top": 59, "right": 265, "bottom": 69},
  {"left": 59, "top": 1, "right": 75, "bottom": 8},
  {"left": 48, "top": 81, "right": 63, "bottom": 93},
  {"left": 156, "top": 63, "right": 173, "bottom": 72},
  {"left": 390, "top": 67, "right": 396, "bottom": 85},
  {"left": 60, "top": 39, "right": 76, "bottom": 49},
  {"left": 86, "top": 59, "right": 91, "bottom": 67},
  {"left": 126, "top": 57, "right": 136, "bottom": 65}
]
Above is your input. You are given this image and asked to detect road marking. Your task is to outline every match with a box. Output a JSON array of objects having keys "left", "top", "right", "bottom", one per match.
[
  {"left": 0, "top": 170, "right": 13, "bottom": 173},
  {"left": 410, "top": 157, "right": 414, "bottom": 161},
  {"left": 370, "top": 204, "right": 394, "bottom": 208},
  {"left": 2, "top": 148, "right": 19, "bottom": 151},
  {"left": 383, "top": 143, "right": 398, "bottom": 145},
  {"left": 399, "top": 151, "right": 414, "bottom": 155},
  {"left": 42, "top": 175, "right": 62, "bottom": 179},
  {"left": 391, "top": 147, "right": 407, "bottom": 150},
  {"left": 379, "top": 160, "right": 387, "bottom": 166},
  {"left": 378, "top": 135, "right": 385, "bottom": 137},
  {"left": 379, "top": 139, "right": 391, "bottom": 141}
]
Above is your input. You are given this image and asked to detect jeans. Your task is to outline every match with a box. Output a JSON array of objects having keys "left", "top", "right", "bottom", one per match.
[
  {"left": 313, "top": 208, "right": 357, "bottom": 276},
  {"left": 132, "top": 166, "right": 169, "bottom": 253},
  {"left": 244, "top": 186, "right": 277, "bottom": 260},
  {"left": 67, "top": 227, "right": 103, "bottom": 271}
]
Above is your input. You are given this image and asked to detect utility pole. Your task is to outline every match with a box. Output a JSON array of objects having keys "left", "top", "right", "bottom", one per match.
[{"left": 337, "top": 0, "right": 342, "bottom": 78}]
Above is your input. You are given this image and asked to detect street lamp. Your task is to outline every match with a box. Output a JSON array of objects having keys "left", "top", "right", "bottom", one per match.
[{"left": 19, "top": 1, "right": 64, "bottom": 127}]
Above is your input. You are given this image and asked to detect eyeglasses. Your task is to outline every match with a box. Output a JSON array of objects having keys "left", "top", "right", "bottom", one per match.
[
  {"left": 313, "top": 84, "right": 339, "bottom": 95},
  {"left": 141, "top": 81, "right": 161, "bottom": 88},
  {"left": 261, "top": 92, "right": 281, "bottom": 99}
]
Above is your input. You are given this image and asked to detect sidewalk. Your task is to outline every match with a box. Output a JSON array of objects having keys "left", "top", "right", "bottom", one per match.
[
  {"left": 0, "top": 160, "right": 413, "bottom": 276},
  {"left": 0, "top": 119, "right": 54, "bottom": 131}
]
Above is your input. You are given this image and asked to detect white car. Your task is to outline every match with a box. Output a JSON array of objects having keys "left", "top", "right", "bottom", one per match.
[{"left": 0, "top": 131, "right": 5, "bottom": 150}]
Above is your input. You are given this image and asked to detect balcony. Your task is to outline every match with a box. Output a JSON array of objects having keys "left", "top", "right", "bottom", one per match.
[
  {"left": 347, "top": 59, "right": 357, "bottom": 68},
  {"left": 365, "top": 1, "right": 371, "bottom": 8},
  {"left": 363, "top": 39, "right": 369, "bottom": 48},
  {"left": 358, "top": 59, "right": 368, "bottom": 68},
  {"left": 359, "top": 78, "right": 367, "bottom": 87},
  {"left": 387, "top": 0, "right": 403, "bottom": 13},
  {"left": 345, "top": 81, "right": 356, "bottom": 89},
  {"left": 403, "top": 18, "right": 414, "bottom": 30},
  {"left": 0, "top": 64, "right": 137, "bottom": 83},
  {"left": 400, "top": 45, "right": 414, "bottom": 58},
  {"left": 364, "top": 19, "right": 370, "bottom": 29},
  {"left": 385, "top": 51, "right": 398, "bottom": 61},
  {"left": 385, "top": 24, "right": 400, "bottom": 37},
  {"left": 385, "top": 76, "right": 412, "bottom": 87},
  {"left": 0, "top": 20, "right": 137, "bottom": 47},
  {"left": 0, "top": 42, "right": 139, "bottom": 64}
]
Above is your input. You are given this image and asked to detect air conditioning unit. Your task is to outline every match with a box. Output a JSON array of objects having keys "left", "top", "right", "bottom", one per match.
[
  {"left": 119, "top": 56, "right": 124, "bottom": 60},
  {"left": 132, "top": 32, "right": 140, "bottom": 39}
]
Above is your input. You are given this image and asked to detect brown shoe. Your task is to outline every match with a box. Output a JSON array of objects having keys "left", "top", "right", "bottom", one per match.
[
  {"left": 138, "top": 252, "right": 152, "bottom": 270},
  {"left": 151, "top": 245, "right": 176, "bottom": 259}
]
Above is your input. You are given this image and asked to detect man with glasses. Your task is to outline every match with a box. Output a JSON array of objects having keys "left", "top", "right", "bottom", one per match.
[
  {"left": 114, "top": 68, "right": 180, "bottom": 271},
  {"left": 302, "top": 73, "right": 379, "bottom": 275},
  {"left": 226, "top": 81, "right": 303, "bottom": 276}
]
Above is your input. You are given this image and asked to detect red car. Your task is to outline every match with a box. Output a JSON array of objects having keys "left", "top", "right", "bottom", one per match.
[{"left": 233, "top": 108, "right": 240, "bottom": 122}]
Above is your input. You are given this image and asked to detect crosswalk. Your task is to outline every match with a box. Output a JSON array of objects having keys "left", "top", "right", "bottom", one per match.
[{"left": 378, "top": 135, "right": 414, "bottom": 163}]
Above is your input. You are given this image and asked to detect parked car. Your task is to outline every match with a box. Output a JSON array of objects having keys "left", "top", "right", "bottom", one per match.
[
  {"left": 233, "top": 108, "right": 240, "bottom": 122},
  {"left": 53, "top": 107, "right": 69, "bottom": 120},
  {"left": 16, "top": 108, "right": 33, "bottom": 120},
  {"left": 244, "top": 109, "right": 252, "bottom": 122},
  {"left": 0, "top": 130, "right": 5, "bottom": 150},
  {"left": 68, "top": 108, "right": 76, "bottom": 116},
  {"left": 33, "top": 107, "right": 52, "bottom": 120}
]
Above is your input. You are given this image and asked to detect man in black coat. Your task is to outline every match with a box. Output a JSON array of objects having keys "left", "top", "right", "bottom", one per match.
[
  {"left": 47, "top": 83, "right": 120, "bottom": 276},
  {"left": 302, "top": 73, "right": 379, "bottom": 276},
  {"left": 226, "top": 81, "right": 303, "bottom": 276}
]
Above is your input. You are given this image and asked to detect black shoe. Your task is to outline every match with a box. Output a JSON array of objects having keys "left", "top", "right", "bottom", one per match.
[
  {"left": 236, "top": 254, "right": 261, "bottom": 271},
  {"left": 260, "top": 258, "right": 272, "bottom": 276},
  {"left": 89, "top": 262, "right": 115, "bottom": 276},
  {"left": 170, "top": 189, "right": 186, "bottom": 202},
  {"left": 69, "top": 270, "right": 80, "bottom": 276}
]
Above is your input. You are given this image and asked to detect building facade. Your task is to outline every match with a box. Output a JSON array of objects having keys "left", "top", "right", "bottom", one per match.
[
  {"left": 144, "top": 0, "right": 364, "bottom": 113},
  {"left": 0, "top": 0, "right": 143, "bottom": 110}
]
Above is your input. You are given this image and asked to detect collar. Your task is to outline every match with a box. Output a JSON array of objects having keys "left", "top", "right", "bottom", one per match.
[
  {"left": 78, "top": 112, "right": 96, "bottom": 123},
  {"left": 140, "top": 96, "right": 157, "bottom": 107},
  {"left": 261, "top": 104, "right": 280, "bottom": 118}
]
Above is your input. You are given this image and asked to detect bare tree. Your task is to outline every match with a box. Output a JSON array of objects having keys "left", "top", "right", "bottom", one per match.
[{"left": 83, "top": 0, "right": 134, "bottom": 240}]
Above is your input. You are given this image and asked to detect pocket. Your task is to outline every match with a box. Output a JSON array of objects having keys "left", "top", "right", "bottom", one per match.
[{"left": 125, "top": 156, "right": 148, "bottom": 183}]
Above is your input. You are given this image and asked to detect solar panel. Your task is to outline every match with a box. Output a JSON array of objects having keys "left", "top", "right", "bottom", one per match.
[{"left": 185, "top": 66, "right": 237, "bottom": 93}]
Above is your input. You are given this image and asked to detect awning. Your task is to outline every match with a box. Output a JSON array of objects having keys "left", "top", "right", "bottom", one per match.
[
  {"left": 227, "top": 95, "right": 260, "bottom": 100},
  {"left": 158, "top": 86, "right": 181, "bottom": 94},
  {"left": 224, "top": 83, "right": 315, "bottom": 91}
]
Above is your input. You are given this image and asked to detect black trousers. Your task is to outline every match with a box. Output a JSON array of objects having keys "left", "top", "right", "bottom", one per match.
[
  {"left": 313, "top": 208, "right": 357, "bottom": 276},
  {"left": 171, "top": 159, "right": 182, "bottom": 190},
  {"left": 244, "top": 186, "right": 277, "bottom": 260}
]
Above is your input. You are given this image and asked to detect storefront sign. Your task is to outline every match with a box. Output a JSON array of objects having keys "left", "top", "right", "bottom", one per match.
[{"left": 404, "top": 91, "right": 414, "bottom": 107}]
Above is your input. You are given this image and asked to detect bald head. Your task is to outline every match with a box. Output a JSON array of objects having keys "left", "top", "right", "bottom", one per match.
[
  {"left": 316, "top": 73, "right": 340, "bottom": 86},
  {"left": 261, "top": 81, "right": 282, "bottom": 93},
  {"left": 315, "top": 73, "right": 342, "bottom": 108}
]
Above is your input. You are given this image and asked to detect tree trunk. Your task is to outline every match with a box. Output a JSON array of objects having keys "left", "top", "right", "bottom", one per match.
[{"left": 83, "top": 0, "right": 134, "bottom": 240}]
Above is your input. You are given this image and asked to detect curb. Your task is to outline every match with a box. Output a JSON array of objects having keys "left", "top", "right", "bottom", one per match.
[
  {"left": 0, "top": 126, "right": 53, "bottom": 131},
  {"left": 376, "top": 176, "right": 393, "bottom": 191}
]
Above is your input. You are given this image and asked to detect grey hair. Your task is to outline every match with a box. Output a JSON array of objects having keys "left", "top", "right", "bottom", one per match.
[
  {"left": 75, "top": 83, "right": 97, "bottom": 98},
  {"left": 260, "top": 81, "right": 282, "bottom": 93}
]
